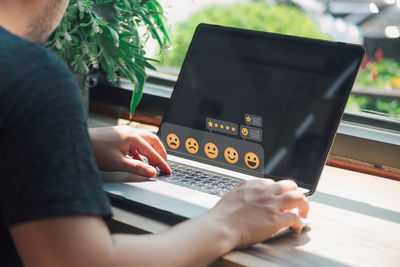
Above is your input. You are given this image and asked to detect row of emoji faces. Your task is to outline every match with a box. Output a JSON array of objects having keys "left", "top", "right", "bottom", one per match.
[{"left": 166, "top": 133, "right": 260, "bottom": 169}]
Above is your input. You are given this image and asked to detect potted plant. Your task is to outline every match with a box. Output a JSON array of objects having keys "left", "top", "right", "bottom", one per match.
[{"left": 44, "top": 0, "right": 170, "bottom": 117}]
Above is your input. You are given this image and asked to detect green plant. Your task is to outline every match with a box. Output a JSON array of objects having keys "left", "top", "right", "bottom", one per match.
[
  {"left": 356, "top": 57, "right": 400, "bottom": 89},
  {"left": 346, "top": 95, "right": 400, "bottom": 117},
  {"left": 45, "top": 0, "right": 170, "bottom": 116},
  {"left": 161, "top": 2, "right": 328, "bottom": 67},
  {"left": 351, "top": 49, "right": 400, "bottom": 117}
]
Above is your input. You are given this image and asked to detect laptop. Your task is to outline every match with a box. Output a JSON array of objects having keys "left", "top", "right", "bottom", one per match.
[{"left": 102, "top": 24, "right": 364, "bottom": 221}]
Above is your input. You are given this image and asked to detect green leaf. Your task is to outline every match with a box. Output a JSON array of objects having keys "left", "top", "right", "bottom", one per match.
[
  {"left": 130, "top": 71, "right": 145, "bottom": 117},
  {"left": 124, "top": 0, "right": 131, "bottom": 9},
  {"left": 44, "top": 0, "right": 170, "bottom": 118},
  {"left": 79, "top": 22, "right": 92, "bottom": 27},
  {"left": 144, "top": 61, "right": 157, "bottom": 70},
  {"left": 144, "top": 1, "right": 170, "bottom": 43},
  {"left": 69, "top": 25, "right": 80, "bottom": 34},
  {"left": 121, "top": 56, "right": 146, "bottom": 77},
  {"left": 43, "top": 40, "right": 54, "bottom": 46},
  {"left": 106, "top": 25, "right": 119, "bottom": 47}
]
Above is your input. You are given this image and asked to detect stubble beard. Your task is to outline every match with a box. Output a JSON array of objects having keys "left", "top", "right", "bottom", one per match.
[{"left": 25, "top": 0, "right": 65, "bottom": 43}]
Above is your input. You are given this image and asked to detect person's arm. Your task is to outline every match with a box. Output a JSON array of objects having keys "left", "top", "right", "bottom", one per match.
[
  {"left": 10, "top": 179, "right": 308, "bottom": 267},
  {"left": 89, "top": 126, "right": 171, "bottom": 178}
]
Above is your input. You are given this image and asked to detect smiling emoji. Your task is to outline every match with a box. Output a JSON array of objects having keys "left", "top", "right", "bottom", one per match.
[
  {"left": 204, "top": 142, "right": 218, "bottom": 159},
  {"left": 224, "top": 147, "right": 239, "bottom": 164},
  {"left": 185, "top": 138, "right": 199, "bottom": 154},
  {"left": 166, "top": 133, "right": 180, "bottom": 149},
  {"left": 244, "top": 152, "right": 259, "bottom": 169}
]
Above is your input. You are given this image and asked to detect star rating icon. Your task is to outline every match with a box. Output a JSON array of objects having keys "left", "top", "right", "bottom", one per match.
[
  {"left": 246, "top": 116, "right": 251, "bottom": 123},
  {"left": 207, "top": 118, "right": 238, "bottom": 135}
]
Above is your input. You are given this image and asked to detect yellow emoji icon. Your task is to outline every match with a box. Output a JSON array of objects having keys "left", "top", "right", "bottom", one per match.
[
  {"left": 241, "top": 127, "right": 249, "bottom": 136},
  {"left": 204, "top": 142, "right": 218, "bottom": 159},
  {"left": 244, "top": 152, "right": 259, "bottom": 169},
  {"left": 185, "top": 138, "right": 199, "bottom": 154},
  {"left": 166, "top": 133, "right": 180, "bottom": 149},
  {"left": 224, "top": 147, "right": 239, "bottom": 164}
]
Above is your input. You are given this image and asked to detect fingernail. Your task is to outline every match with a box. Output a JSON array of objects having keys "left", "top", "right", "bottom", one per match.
[{"left": 145, "top": 166, "right": 157, "bottom": 177}]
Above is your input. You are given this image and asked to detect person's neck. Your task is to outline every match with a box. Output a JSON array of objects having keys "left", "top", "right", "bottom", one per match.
[{"left": 0, "top": 2, "right": 34, "bottom": 41}]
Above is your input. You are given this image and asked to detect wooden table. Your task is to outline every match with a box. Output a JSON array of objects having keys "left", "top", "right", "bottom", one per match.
[
  {"left": 108, "top": 166, "right": 400, "bottom": 267},
  {"left": 89, "top": 114, "right": 400, "bottom": 266}
]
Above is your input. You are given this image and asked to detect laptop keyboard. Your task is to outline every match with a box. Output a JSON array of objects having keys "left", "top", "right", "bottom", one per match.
[{"left": 158, "top": 162, "right": 241, "bottom": 197}]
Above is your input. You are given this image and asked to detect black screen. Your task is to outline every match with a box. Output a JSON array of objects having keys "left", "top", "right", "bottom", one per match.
[{"left": 160, "top": 24, "right": 364, "bottom": 191}]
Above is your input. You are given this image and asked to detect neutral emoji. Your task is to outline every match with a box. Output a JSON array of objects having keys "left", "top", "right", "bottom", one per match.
[
  {"left": 224, "top": 147, "right": 239, "bottom": 164},
  {"left": 204, "top": 142, "right": 218, "bottom": 159},
  {"left": 166, "top": 133, "right": 180, "bottom": 149}
]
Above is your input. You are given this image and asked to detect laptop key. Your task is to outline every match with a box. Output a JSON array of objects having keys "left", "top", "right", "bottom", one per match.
[{"left": 160, "top": 162, "right": 241, "bottom": 196}]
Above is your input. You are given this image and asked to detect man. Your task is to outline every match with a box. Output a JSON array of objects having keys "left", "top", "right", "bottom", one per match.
[{"left": 0, "top": 1, "right": 309, "bottom": 266}]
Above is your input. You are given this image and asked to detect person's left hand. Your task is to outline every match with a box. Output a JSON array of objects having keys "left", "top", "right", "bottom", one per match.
[{"left": 89, "top": 125, "right": 171, "bottom": 178}]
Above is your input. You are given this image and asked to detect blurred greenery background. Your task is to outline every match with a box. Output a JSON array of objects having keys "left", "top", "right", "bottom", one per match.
[
  {"left": 160, "top": 2, "right": 328, "bottom": 67},
  {"left": 156, "top": 1, "right": 400, "bottom": 118}
]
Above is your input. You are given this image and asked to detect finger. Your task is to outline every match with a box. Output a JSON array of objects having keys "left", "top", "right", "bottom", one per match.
[
  {"left": 140, "top": 135, "right": 172, "bottom": 174},
  {"left": 268, "top": 180, "right": 298, "bottom": 195},
  {"left": 259, "top": 179, "right": 275, "bottom": 186},
  {"left": 139, "top": 132, "right": 168, "bottom": 161},
  {"left": 277, "top": 191, "right": 309, "bottom": 218},
  {"left": 129, "top": 150, "right": 145, "bottom": 162},
  {"left": 146, "top": 155, "right": 171, "bottom": 175},
  {"left": 235, "top": 179, "right": 274, "bottom": 190},
  {"left": 131, "top": 136, "right": 171, "bottom": 174},
  {"left": 279, "top": 212, "right": 303, "bottom": 234},
  {"left": 237, "top": 180, "right": 247, "bottom": 188},
  {"left": 120, "top": 157, "right": 157, "bottom": 177}
]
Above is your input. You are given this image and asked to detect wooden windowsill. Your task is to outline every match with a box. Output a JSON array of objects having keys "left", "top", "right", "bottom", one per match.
[{"left": 106, "top": 165, "right": 400, "bottom": 267}]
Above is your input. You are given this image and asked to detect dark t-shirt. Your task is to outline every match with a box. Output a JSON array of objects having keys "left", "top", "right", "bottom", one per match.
[{"left": 0, "top": 27, "right": 112, "bottom": 266}]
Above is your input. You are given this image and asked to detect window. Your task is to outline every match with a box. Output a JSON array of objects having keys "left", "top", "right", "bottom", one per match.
[
  {"left": 92, "top": 0, "right": 399, "bottom": 174},
  {"left": 145, "top": 0, "right": 400, "bottom": 120}
]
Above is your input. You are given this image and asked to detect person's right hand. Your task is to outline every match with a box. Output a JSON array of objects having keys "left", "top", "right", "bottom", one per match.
[
  {"left": 89, "top": 126, "right": 171, "bottom": 178},
  {"left": 208, "top": 179, "right": 309, "bottom": 248}
]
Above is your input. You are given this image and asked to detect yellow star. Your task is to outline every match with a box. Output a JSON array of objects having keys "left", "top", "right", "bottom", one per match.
[
  {"left": 232, "top": 127, "right": 236, "bottom": 131},
  {"left": 246, "top": 116, "right": 251, "bottom": 122},
  {"left": 214, "top": 123, "right": 218, "bottom": 127},
  {"left": 220, "top": 124, "right": 224, "bottom": 128},
  {"left": 208, "top": 121, "right": 213, "bottom": 127},
  {"left": 226, "top": 125, "right": 230, "bottom": 130}
]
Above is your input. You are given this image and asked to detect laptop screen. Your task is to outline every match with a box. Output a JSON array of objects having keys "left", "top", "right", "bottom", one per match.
[{"left": 159, "top": 24, "right": 364, "bottom": 191}]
